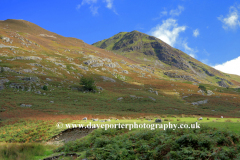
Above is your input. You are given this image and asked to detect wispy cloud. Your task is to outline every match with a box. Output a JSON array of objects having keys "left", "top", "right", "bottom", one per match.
[
  {"left": 193, "top": 29, "right": 199, "bottom": 37},
  {"left": 89, "top": 5, "right": 99, "bottom": 15},
  {"left": 76, "top": 0, "right": 117, "bottom": 15},
  {"left": 170, "top": 5, "right": 184, "bottom": 16},
  {"left": 104, "top": 0, "right": 113, "bottom": 9},
  {"left": 182, "top": 41, "right": 198, "bottom": 58},
  {"left": 218, "top": 5, "right": 240, "bottom": 30},
  {"left": 150, "top": 18, "right": 186, "bottom": 47},
  {"left": 213, "top": 56, "right": 240, "bottom": 76}
]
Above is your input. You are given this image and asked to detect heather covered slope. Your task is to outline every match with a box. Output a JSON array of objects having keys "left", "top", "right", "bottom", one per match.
[
  {"left": 0, "top": 19, "right": 240, "bottom": 120},
  {"left": 93, "top": 30, "right": 239, "bottom": 87}
]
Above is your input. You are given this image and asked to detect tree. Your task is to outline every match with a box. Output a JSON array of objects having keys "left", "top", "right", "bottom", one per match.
[
  {"left": 43, "top": 85, "right": 48, "bottom": 91},
  {"left": 80, "top": 77, "right": 97, "bottom": 92},
  {"left": 198, "top": 84, "right": 207, "bottom": 93}
]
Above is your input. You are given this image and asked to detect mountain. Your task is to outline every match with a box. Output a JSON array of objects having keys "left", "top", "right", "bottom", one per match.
[
  {"left": 1, "top": 19, "right": 240, "bottom": 119},
  {"left": 93, "top": 30, "right": 240, "bottom": 87}
]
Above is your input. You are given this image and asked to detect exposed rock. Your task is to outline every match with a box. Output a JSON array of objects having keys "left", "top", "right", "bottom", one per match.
[
  {"left": 117, "top": 97, "right": 123, "bottom": 101},
  {"left": 22, "top": 77, "right": 39, "bottom": 82},
  {"left": 46, "top": 78, "right": 52, "bottom": 81},
  {"left": 130, "top": 95, "right": 137, "bottom": 98},
  {"left": 50, "top": 101, "right": 54, "bottom": 103},
  {"left": 20, "top": 104, "right": 32, "bottom": 107},
  {"left": 100, "top": 76, "right": 116, "bottom": 82},
  {"left": 192, "top": 99, "right": 208, "bottom": 105},
  {"left": 198, "top": 117, "right": 203, "bottom": 120},
  {"left": 96, "top": 86, "right": 103, "bottom": 91},
  {"left": 148, "top": 96, "right": 156, "bottom": 101},
  {"left": 105, "top": 63, "right": 116, "bottom": 68},
  {"left": 120, "top": 60, "right": 126, "bottom": 64},
  {"left": 83, "top": 117, "right": 87, "bottom": 120},
  {"left": 9, "top": 83, "right": 25, "bottom": 90},
  {"left": 22, "top": 69, "right": 33, "bottom": 73},
  {"left": 122, "top": 70, "right": 128, "bottom": 74},
  {"left": 91, "top": 63, "right": 104, "bottom": 67},
  {"left": 164, "top": 72, "right": 198, "bottom": 82},
  {"left": 0, "top": 78, "right": 9, "bottom": 84},
  {"left": 217, "top": 80, "right": 229, "bottom": 88},
  {"left": 207, "top": 90, "right": 214, "bottom": 96},
  {"left": 36, "top": 91, "right": 41, "bottom": 94},
  {"left": 76, "top": 64, "right": 88, "bottom": 71},
  {"left": 0, "top": 84, "right": 4, "bottom": 91}
]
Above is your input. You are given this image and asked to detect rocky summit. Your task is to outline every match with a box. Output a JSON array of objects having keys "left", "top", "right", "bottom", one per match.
[{"left": 93, "top": 30, "right": 238, "bottom": 87}]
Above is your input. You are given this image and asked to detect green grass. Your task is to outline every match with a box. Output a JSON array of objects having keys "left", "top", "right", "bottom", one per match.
[{"left": 0, "top": 143, "right": 46, "bottom": 160}]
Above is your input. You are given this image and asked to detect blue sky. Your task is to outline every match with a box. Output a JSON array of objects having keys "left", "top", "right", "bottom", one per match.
[{"left": 1, "top": 0, "right": 240, "bottom": 75}]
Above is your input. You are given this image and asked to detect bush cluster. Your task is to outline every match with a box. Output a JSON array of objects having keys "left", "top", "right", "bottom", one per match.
[{"left": 57, "top": 126, "right": 240, "bottom": 160}]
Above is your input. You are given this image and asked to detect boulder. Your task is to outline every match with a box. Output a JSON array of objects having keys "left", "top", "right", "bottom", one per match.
[
  {"left": 148, "top": 96, "right": 156, "bottom": 101},
  {"left": 100, "top": 76, "right": 116, "bottom": 82},
  {"left": 207, "top": 90, "right": 214, "bottom": 96},
  {"left": 192, "top": 99, "right": 208, "bottom": 105},
  {"left": 96, "top": 86, "right": 103, "bottom": 91},
  {"left": 155, "top": 119, "right": 162, "bottom": 123},
  {"left": 117, "top": 97, "right": 123, "bottom": 101},
  {"left": 83, "top": 117, "right": 87, "bottom": 120}
]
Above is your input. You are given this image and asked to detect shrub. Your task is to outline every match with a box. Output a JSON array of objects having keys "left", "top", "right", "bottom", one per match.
[
  {"left": 164, "top": 118, "right": 169, "bottom": 121},
  {"left": 80, "top": 77, "right": 97, "bottom": 92},
  {"left": 42, "top": 85, "right": 48, "bottom": 91},
  {"left": 177, "top": 119, "right": 181, "bottom": 121},
  {"left": 207, "top": 118, "right": 210, "bottom": 120},
  {"left": 198, "top": 85, "right": 207, "bottom": 93},
  {"left": 0, "top": 67, "right": 3, "bottom": 73}
]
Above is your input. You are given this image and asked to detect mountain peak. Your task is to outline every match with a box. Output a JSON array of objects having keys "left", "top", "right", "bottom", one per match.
[{"left": 92, "top": 31, "right": 228, "bottom": 85}]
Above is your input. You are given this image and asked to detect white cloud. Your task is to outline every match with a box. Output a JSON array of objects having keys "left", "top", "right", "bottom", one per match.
[
  {"left": 170, "top": 5, "right": 184, "bottom": 16},
  {"left": 77, "top": 0, "right": 98, "bottom": 9},
  {"left": 104, "top": 0, "right": 113, "bottom": 9},
  {"left": 161, "top": 10, "right": 168, "bottom": 16},
  {"left": 89, "top": 5, "right": 99, "bottom": 15},
  {"left": 213, "top": 56, "right": 240, "bottom": 76},
  {"left": 182, "top": 41, "right": 198, "bottom": 58},
  {"left": 193, "top": 29, "right": 199, "bottom": 37},
  {"left": 76, "top": 0, "right": 117, "bottom": 15},
  {"left": 150, "top": 18, "right": 186, "bottom": 47},
  {"left": 218, "top": 5, "right": 240, "bottom": 29}
]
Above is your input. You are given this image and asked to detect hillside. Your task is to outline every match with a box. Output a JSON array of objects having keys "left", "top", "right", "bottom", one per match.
[
  {"left": 0, "top": 19, "right": 240, "bottom": 120},
  {"left": 93, "top": 30, "right": 240, "bottom": 88}
]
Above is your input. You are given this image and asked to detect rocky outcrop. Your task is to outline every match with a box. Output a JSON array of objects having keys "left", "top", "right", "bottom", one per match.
[
  {"left": 192, "top": 99, "right": 208, "bottom": 105},
  {"left": 100, "top": 76, "right": 116, "bottom": 82},
  {"left": 164, "top": 72, "right": 198, "bottom": 82}
]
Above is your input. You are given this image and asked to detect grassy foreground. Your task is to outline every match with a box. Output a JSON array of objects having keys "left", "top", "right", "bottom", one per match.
[{"left": 0, "top": 117, "right": 240, "bottom": 159}]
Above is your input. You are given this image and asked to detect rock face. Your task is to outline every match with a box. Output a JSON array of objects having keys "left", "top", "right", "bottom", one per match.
[
  {"left": 217, "top": 80, "right": 229, "bottom": 88},
  {"left": 164, "top": 72, "right": 198, "bottom": 82}
]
